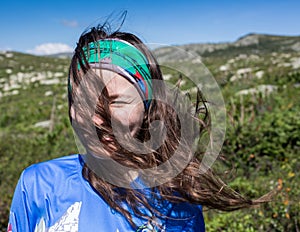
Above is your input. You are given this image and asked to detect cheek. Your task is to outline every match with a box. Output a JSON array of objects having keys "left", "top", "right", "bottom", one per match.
[
  {"left": 128, "top": 105, "right": 144, "bottom": 130},
  {"left": 111, "top": 104, "right": 144, "bottom": 135}
]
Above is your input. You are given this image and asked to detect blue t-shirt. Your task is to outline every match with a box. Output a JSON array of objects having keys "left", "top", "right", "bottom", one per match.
[{"left": 8, "top": 154, "right": 205, "bottom": 231}]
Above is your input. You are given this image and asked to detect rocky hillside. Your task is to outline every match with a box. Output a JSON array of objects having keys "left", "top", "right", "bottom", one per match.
[{"left": 153, "top": 33, "right": 300, "bottom": 94}]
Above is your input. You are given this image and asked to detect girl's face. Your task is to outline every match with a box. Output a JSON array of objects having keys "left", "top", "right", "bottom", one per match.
[{"left": 93, "top": 70, "right": 145, "bottom": 139}]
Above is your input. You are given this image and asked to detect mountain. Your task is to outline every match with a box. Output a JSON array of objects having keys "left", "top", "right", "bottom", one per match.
[
  {"left": 151, "top": 33, "right": 300, "bottom": 88},
  {"left": 1, "top": 33, "right": 300, "bottom": 103},
  {"left": 44, "top": 33, "right": 300, "bottom": 62},
  {"left": 47, "top": 52, "right": 73, "bottom": 59},
  {"left": 153, "top": 33, "right": 300, "bottom": 62}
]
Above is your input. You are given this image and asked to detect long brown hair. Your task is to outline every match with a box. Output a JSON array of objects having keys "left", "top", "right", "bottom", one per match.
[{"left": 68, "top": 23, "right": 273, "bottom": 228}]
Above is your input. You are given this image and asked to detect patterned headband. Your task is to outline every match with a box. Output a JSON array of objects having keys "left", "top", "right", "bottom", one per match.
[{"left": 81, "top": 39, "right": 152, "bottom": 109}]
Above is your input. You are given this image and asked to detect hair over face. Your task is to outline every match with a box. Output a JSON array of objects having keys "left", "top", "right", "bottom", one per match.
[{"left": 68, "top": 23, "right": 273, "bottom": 228}]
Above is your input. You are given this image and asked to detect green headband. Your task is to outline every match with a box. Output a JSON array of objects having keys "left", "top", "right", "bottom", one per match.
[{"left": 81, "top": 39, "right": 152, "bottom": 109}]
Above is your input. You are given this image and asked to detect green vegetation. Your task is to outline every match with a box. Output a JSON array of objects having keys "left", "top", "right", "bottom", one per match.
[
  {"left": 0, "top": 51, "right": 77, "bottom": 230},
  {"left": 0, "top": 34, "right": 299, "bottom": 231},
  {"left": 205, "top": 81, "right": 300, "bottom": 232}
]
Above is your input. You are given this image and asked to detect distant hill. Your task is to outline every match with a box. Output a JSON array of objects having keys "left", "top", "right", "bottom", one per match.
[
  {"left": 1, "top": 33, "right": 300, "bottom": 100},
  {"left": 43, "top": 33, "right": 300, "bottom": 62},
  {"left": 153, "top": 33, "right": 300, "bottom": 62},
  {"left": 46, "top": 52, "right": 73, "bottom": 59}
]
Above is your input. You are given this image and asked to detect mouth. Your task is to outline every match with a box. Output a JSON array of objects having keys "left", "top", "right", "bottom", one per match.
[
  {"left": 102, "top": 134, "right": 113, "bottom": 142},
  {"left": 95, "top": 127, "right": 114, "bottom": 144}
]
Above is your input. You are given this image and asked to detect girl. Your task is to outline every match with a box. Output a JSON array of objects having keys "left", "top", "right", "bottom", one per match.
[{"left": 8, "top": 22, "right": 271, "bottom": 232}]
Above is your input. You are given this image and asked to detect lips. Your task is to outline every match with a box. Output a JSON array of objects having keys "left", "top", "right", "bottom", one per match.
[{"left": 102, "top": 134, "right": 113, "bottom": 142}]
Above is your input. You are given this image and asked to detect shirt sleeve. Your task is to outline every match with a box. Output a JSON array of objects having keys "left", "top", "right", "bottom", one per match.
[{"left": 8, "top": 170, "right": 36, "bottom": 232}]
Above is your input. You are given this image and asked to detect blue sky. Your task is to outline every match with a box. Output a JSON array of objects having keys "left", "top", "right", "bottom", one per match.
[{"left": 0, "top": 0, "right": 299, "bottom": 54}]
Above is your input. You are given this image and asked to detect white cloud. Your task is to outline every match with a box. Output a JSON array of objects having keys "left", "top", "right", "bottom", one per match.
[
  {"left": 27, "top": 43, "right": 73, "bottom": 55},
  {"left": 61, "top": 19, "right": 79, "bottom": 28},
  {"left": 0, "top": 47, "right": 12, "bottom": 52}
]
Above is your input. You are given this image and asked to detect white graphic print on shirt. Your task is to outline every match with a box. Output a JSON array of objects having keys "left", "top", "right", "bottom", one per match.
[{"left": 34, "top": 202, "right": 82, "bottom": 232}]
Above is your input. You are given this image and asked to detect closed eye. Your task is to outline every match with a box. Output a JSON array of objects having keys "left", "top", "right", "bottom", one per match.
[
  {"left": 110, "top": 98, "right": 135, "bottom": 105},
  {"left": 111, "top": 100, "right": 130, "bottom": 104}
]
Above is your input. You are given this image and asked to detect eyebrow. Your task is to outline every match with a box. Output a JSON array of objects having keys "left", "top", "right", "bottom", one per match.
[{"left": 108, "top": 93, "right": 135, "bottom": 100}]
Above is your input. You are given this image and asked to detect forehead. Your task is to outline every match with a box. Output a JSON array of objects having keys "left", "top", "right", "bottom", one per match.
[{"left": 95, "top": 69, "right": 139, "bottom": 96}]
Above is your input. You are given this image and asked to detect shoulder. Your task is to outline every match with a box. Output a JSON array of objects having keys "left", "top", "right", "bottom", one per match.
[
  {"left": 24, "top": 154, "right": 80, "bottom": 175},
  {"left": 10, "top": 155, "right": 85, "bottom": 230},
  {"left": 20, "top": 154, "right": 82, "bottom": 191}
]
